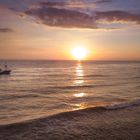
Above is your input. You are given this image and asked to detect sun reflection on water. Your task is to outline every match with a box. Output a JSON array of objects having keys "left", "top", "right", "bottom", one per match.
[
  {"left": 72, "top": 62, "right": 87, "bottom": 110},
  {"left": 73, "top": 103, "right": 88, "bottom": 110},
  {"left": 74, "top": 92, "right": 85, "bottom": 98},
  {"left": 74, "top": 79, "right": 84, "bottom": 84},
  {"left": 76, "top": 63, "right": 83, "bottom": 77},
  {"left": 74, "top": 62, "right": 84, "bottom": 84}
]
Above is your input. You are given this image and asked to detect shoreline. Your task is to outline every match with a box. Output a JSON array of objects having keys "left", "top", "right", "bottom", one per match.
[{"left": 0, "top": 104, "right": 140, "bottom": 140}]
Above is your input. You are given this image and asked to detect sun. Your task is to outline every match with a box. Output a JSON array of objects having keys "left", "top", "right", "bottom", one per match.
[{"left": 72, "top": 46, "right": 88, "bottom": 60}]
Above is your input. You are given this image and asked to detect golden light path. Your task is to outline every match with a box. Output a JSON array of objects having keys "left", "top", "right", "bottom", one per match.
[{"left": 73, "top": 62, "right": 87, "bottom": 110}]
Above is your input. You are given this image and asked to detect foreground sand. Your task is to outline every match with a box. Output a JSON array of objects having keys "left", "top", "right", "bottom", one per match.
[{"left": 0, "top": 105, "right": 140, "bottom": 140}]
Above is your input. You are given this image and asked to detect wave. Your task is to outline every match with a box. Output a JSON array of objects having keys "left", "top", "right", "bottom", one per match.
[
  {"left": 131, "top": 76, "right": 140, "bottom": 79},
  {"left": 1, "top": 99, "right": 140, "bottom": 128},
  {"left": 0, "top": 103, "right": 140, "bottom": 140},
  {"left": 72, "top": 99, "right": 140, "bottom": 111},
  {"left": 83, "top": 74, "right": 108, "bottom": 78},
  {"left": 105, "top": 99, "right": 140, "bottom": 110},
  {"left": 52, "top": 84, "right": 116, "bottom": 90},
  {"left": 47, "top": 73, "right": 71, "bottom": 77},
  {"left": 0, "top": 94, "right": 40, "bottom": 100}
]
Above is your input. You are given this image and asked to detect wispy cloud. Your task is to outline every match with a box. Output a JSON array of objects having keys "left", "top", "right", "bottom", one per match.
[
  {"left": 0, "top": 28, "right": 14, "bottom": 33},
  {"left": 40, "top": 1, "right": 96, "bottom": 9},
  {"left": 96, "top": 11, "right": 140, "bottom": 24},
  {"left": 95, "top": 0, "right": 112, "bottom": 4}
]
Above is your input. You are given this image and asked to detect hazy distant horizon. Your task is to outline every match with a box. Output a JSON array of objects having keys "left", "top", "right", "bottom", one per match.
[{"left": 0, "top": 59, "right": 140, "bottom": 62}]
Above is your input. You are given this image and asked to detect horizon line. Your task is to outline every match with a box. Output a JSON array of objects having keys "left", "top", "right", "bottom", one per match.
[{"left": 0, "top": 59, "right": 140, "bottom": 62}]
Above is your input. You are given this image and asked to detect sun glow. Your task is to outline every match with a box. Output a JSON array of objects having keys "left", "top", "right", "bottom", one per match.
[{"left": 72, "top": 46, "right": 88, "bottom": 60}]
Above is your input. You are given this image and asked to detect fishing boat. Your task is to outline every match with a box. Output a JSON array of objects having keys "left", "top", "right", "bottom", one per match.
[
  {"left": 0, "top": 70, "right": 11, "bottom": 75},
  {"left": 0, "top": 64, "right": 11, "bottom": 75}
]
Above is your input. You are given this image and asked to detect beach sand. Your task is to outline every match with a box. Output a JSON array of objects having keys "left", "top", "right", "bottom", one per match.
[{"left": 0, "top": 105, "right": 140, "bottom": 140}]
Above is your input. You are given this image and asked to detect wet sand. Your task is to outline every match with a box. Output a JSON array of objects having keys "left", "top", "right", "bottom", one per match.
[{"left": 0, "top": 105, "right": 140, "bottom": 140}]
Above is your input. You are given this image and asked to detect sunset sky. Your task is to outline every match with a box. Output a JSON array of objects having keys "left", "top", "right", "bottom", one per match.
[{"left": 0, "top": 0, "right": 140, "bottom": 60}]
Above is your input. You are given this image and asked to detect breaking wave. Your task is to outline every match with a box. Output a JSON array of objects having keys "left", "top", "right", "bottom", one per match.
[{"left": 0, "top": 99, "right": 140, "bottom": 127}]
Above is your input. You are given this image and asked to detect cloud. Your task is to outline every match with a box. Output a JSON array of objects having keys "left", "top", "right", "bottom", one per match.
[
  {"left": 40, "top": 1, "right": 65, "bottom": 7},
  {"left": 25, "top": 7, "right": 98, "bottom": 29},
  {"left": 0, "top": 28, "right": 14, "bottom": 33},
  {"left": 95, "top": 0, "right": 112, "bottom": 4},
  {"left": 39, "top": 0, "right": 112, "bottom": 9},
  {"left": 96, "top": 11, "right": 140, "bottom": 24},
  {"left": 39, "top": 1, "right": 95, "bottom": 9},
  {"left": 24, "top": 2, "right": 140, "bottom": 29}
]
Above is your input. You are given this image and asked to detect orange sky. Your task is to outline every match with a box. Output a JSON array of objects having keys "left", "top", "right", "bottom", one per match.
[{"left": 0, "top": 0, "right": 140, "bottom": 60}]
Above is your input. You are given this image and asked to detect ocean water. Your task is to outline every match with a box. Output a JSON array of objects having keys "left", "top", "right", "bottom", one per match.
[{"left": 0, "top": 60, "right": 140, "bottom": 125}]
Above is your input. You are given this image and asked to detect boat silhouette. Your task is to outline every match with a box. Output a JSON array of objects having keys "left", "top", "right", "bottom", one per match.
[
  {"left": 0, "top": 70, "right": 11, "bottom": 75},
  {"left": 0, "top": 64, "right": 11, "bottom": 75}
]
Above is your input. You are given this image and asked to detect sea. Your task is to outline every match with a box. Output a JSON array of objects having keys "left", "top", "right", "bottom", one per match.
[{"left": 0, "top": 60, "right": 140, "bottom": 125}]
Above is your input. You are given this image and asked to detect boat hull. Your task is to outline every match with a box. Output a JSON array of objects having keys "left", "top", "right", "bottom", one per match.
[{"left": 0, "top": 70, "right": 11, "bottom": 75}]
